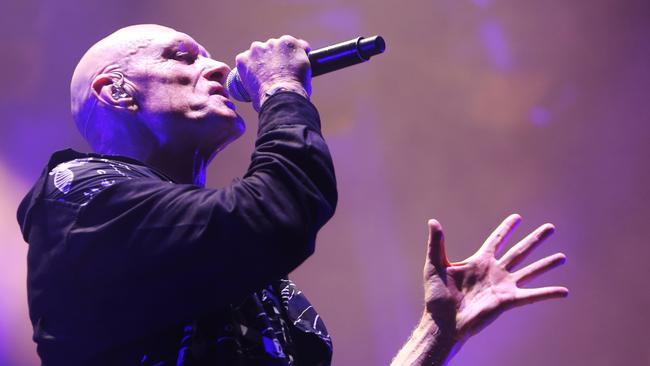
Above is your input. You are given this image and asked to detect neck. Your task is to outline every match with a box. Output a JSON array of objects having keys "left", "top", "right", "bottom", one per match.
[
  {"left": 88, "top": 113, "right": 231, "bottom": 187},
  {"left": 145, "top": 146, "right": 213, "bottom": 187},
  {"left": 97, "top": 136, "right": 213, "bottom": 186}
]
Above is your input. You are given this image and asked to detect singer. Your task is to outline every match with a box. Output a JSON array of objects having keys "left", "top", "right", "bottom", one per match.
[{"left": 17, "top": 24, "right": 568, "bottom": 365}]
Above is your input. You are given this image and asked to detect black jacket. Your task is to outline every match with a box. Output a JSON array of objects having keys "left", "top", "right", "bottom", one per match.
[{"left": 17, "top": 92, "right": 337, "bottom": 365}]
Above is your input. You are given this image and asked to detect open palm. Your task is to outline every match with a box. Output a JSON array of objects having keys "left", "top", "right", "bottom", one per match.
[{"left": 423, "top": 214, "right": 568, "bottom": 342}]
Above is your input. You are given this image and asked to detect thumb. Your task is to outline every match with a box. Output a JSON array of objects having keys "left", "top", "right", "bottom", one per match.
[{"left": 427, "top": 219, "right": 450, "bottom": 268}]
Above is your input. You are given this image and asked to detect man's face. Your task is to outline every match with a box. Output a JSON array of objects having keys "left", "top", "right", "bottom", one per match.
[{"left": 125, "top": 27, "right": 244, "bottom": 148}]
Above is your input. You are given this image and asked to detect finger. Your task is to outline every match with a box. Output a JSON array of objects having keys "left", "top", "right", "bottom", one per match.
[
  {"left": 279, "top": 34, "right": 296, "bottom": 43},
  {"left": 479, "top": 213, "right": 522, "bottom": 256},
  {"left": 499, "top": 223, "right": 555, "bottom": 270},
  {"left": 513, "top": 286, "right": 569, "bottom": 307},
  {"left": 514, "top": 253, "right": 566, "bottom": 286},
  {"left": 250, "top": 41, "right": 265, "bottom": 51},
  {"left": 235, "top": 52, "right": 247, "bottom": 65},
  {"left": 427, "top": 219, "right": 450, "bottom": 268},
  {"left": 278, "top": 35, "right": 299, "bottom": 50},
  {"left": 298, "top": 39, "right": 311, "bottom": 53}
]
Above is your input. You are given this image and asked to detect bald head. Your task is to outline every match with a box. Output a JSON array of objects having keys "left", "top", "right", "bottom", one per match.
[
  {"left": 69, "top": 24, "right": 241, "bottom": 158},
  {"left": 70, "top": 24, "right": 176, "bottom": 138}
]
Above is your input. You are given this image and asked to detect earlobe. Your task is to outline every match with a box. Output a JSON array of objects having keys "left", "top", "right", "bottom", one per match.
[{"left": 91, "top": 72, "right": 138, "bottom": 112}]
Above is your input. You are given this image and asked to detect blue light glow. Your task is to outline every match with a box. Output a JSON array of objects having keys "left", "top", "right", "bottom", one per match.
[{"left": 480, "top": 19, "right": 514, "bottom": 72}]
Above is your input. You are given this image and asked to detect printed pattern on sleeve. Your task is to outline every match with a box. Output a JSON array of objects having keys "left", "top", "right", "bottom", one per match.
[{"left": 46, "top": 157, "right": 172, "bottom": 206}]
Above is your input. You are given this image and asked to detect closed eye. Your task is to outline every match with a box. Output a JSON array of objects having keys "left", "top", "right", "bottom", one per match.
[{"left": 174, "top": 51, "right": 196, "bottom": 64}]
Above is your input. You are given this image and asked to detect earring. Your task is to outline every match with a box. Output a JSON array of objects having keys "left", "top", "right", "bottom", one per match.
[
  {"left": 111, "top": 84, "right": 129, "bottom": 99},
  {"left": 111, "top": 72, "right": 130, "bottom": 99}
]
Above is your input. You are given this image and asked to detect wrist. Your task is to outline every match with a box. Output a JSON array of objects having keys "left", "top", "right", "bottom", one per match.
[
  {"left": 420, "top": 314, "right": 462, "bottom": 365},
  {"left": 418, "top": 311, "right": 458, "bottom": 345},
  {"left": 258, "top": 81, "right": 309, "bottom": 109},
  {"left": 390, "top": 312, "right": 461, "bottom": 366}
]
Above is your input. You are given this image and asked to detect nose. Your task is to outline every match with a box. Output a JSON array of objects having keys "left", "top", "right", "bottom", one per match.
[{"left": 201, "top": 57, "right": 231, "bottom": 85}]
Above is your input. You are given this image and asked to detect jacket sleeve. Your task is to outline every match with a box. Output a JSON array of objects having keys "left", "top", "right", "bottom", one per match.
[{"left": 63, "top": 92, "right": 337, "bottom": 338}]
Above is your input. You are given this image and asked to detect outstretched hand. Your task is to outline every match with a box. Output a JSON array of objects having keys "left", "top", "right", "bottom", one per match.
[{"left": 423, "top": 214, "right": 568, "bottom": 342}]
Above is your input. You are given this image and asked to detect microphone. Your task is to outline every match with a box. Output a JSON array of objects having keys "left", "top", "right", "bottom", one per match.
[{"left": 226, "top": 35, "right": 386, "bottom": 102}]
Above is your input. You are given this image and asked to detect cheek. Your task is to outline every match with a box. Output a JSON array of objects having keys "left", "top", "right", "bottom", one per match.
[
  {"left": 175, "top": 74, "right": 193, "bottom": 85},
  {"left": 138, "top": 68, "right": 194, "bottom": 102},
  {"left": 141, "top": 90, "right": 181, "bottom": 112},
  {"left": 140, "top": 84, "right": 194, "bottom": 113},
  {"left": 161, "top": 64, "right": 194, "bottom": 86}
]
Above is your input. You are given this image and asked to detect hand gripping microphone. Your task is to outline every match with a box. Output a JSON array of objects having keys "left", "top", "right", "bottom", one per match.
[{"left": 226, "top": 35, "right": 386, "bottom": 102}]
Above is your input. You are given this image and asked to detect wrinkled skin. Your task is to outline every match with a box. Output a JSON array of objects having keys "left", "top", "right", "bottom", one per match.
[
  {"left": 424, "top": 214, "right": 568, "bottom": 342},
  {"left": 70, "top": 24, "right": 311, "bottom": 186},
  {"left": 234, "top": 35, "right": 311, "bottom": 111},
  {"left": 392, "top": 214, "right": 568, "bottom": 365}
]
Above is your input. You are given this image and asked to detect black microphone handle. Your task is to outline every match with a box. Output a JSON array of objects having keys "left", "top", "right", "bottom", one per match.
[{"left": 226, "top": 35, "right": 385, "bottom": 102}]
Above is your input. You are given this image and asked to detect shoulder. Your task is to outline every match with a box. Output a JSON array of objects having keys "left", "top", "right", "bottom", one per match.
[{"left": 46, "top": 155, "right": 171, "bottom": 205}]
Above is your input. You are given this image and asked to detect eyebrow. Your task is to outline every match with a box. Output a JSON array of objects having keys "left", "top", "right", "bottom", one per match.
[
  {"left": 200, "top": 46, "right": 211, "bottom": 58},
  {"left": 168, "top": 37, "right": 210, "bottom": 58}
]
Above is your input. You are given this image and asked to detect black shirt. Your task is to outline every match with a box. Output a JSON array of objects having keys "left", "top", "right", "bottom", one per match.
[{"left": 17, "top": 92, "right": 337, "bottom": 365}]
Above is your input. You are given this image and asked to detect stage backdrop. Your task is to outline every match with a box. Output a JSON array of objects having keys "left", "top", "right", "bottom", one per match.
[{"left": 1, "top": 0, "right": 648, "bottom": 365}]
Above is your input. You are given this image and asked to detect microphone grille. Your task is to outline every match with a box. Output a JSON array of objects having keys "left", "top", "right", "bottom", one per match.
[{"left": 226, "top": 70, "right": 251, "bottom": 102}]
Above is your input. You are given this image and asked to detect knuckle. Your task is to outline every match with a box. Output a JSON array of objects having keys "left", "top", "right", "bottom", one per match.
[
  {"left": 250, "top": 41, "right": 264, "bottom": 50},
  {"left": 280, "top": 36, "right": 299, "bottom": 48},
  {"left": 235, "top": 53, "right": 247, "bottom": 64}
]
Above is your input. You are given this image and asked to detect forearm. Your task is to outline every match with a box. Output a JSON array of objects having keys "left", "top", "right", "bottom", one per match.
[
  {"left": 391, "top": 313, "right": 460, "bottom": 366},
  {"left": 252, "top": 91, "right": 338, "bottom": 228}
]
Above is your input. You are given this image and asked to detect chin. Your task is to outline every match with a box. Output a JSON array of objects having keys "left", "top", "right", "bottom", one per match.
[
  {"left": 219, "top": 113, "right": 246, "bottom": 138},
  {"left": 205, "top": 113, "right": 246, "bottom": 151}
]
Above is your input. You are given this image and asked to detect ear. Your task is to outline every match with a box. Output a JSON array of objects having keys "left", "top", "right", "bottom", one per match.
[{"left": 91, "top": 73, "right": 138, "bottom": 112}]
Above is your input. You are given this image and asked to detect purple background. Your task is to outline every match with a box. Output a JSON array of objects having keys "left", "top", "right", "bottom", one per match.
[{"left": 1, "top": 0, "right": 649, "bottom": 365}]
